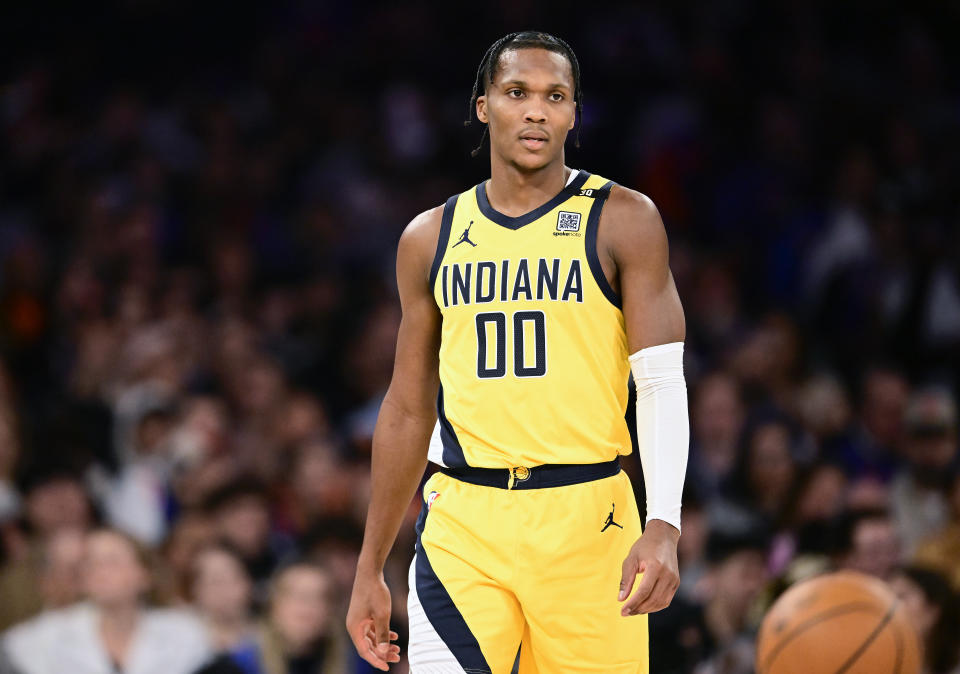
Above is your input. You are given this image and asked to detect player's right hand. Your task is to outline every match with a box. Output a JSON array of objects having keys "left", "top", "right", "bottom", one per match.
[{"left": 346, "top": 569, "right": 402, "bottom": 671}]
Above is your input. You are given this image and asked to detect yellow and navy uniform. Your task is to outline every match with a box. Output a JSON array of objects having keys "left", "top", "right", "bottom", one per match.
[
  {"left": 410, "top": 170, "right": 648, "bottom": 674},
  {"left": 428, "top": 169, "right": 631, "bottom": 469}
]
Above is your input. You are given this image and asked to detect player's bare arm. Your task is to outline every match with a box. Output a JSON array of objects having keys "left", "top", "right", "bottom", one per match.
[
  {"left": 346, "top": 205, "right": 443, "bottom": 670},
  {"left": 598, "top": 185, "right": 687, "bottom": 616}
]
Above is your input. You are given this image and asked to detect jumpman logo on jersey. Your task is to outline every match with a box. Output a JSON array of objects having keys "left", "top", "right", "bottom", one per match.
[
  {"left": 601, "top": 503, "right": 623, "bottom": 532},
  {"left": 452, "top": 221, "right": 477, "bottom": 247}
]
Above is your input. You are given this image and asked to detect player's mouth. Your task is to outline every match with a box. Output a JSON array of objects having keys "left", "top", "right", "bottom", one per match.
[{"left": 519, "top": 132, "right": 548, "bottom": 150}]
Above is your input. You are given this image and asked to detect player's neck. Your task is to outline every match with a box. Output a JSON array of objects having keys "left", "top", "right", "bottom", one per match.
[{"left": 486, "top": 156, "right": 571, "bottom": 217}]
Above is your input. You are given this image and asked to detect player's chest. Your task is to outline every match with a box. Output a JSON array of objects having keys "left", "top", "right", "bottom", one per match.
[
  {"left": 443, "top": 206, "right": 588, "bottom": 262},
  {"left": 438, "top": 209, "right": 591, "bottom": 307}
]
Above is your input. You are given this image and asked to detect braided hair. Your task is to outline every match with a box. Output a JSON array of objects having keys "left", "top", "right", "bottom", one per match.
[{"left": 465, "top": 31, "right": 583, "bottom": 157}]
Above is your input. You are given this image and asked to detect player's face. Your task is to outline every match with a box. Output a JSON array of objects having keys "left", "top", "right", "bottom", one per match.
[{"left": 476, "top": 48, "right": 576, "bottom": 172}]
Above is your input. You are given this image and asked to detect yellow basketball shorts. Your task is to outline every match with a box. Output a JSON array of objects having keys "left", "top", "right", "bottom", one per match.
[{"left": 406, "top": 459, "right": 648, "bottom": 673}]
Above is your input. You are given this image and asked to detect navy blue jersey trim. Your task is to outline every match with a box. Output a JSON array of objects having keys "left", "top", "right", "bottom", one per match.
[
  {"left": 584, "top": 181, "right": 621, "bottom": 309},
  {"left": 415, "top": 501, "right": 491, "bottom": 673},
  {"left": 475, "top": 170, "right": 591, "bottom": 230},
  {"left": 429, "top": 194, "right": 460, "bottom": 291},
  {"left": 437, "top": 385, "right": 468, "bottom": 467}
]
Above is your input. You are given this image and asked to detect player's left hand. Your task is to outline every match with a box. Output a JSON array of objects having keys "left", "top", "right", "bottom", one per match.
[{"left": 618, "top": 518, "right": 680, "bottom": 616}]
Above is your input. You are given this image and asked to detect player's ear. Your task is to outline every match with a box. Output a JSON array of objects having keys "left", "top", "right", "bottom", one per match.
[{"left": 476, "top": 95, "right": 488, "bottom": 124}]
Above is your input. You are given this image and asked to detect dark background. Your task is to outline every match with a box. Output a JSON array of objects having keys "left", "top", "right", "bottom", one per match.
[{"left": 1, "top": 2, "right": 959, "bottom": 673}]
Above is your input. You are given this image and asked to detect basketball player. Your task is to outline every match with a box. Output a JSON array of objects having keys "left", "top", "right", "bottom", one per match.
[{"left": 347, "top": 31, "right": 689, "bottom": 673}]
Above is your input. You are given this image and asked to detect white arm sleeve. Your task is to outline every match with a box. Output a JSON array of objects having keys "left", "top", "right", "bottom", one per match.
[{"left": 629, "top": 341, "right": 689, "bottom": 532}]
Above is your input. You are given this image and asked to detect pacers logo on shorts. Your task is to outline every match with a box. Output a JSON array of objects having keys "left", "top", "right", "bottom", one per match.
[{"left": 426, "top": 491, "right": 440, "bottom": 510}]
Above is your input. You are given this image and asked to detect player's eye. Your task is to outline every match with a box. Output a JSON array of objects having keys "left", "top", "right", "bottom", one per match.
[
  {"left": 550, "top": 93, "right": 565, "bottom": 102},
  {"left": 507, "top": 89, "right": 524, "bottom": 98}
]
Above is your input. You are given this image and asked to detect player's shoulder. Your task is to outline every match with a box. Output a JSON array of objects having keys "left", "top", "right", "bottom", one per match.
[
  {"left": 396, "top": 203, "right": 450, "bottom": 289},
  {"left": 402, "top": 203, "right": 445, "bottom": 243},
  {"left": 598, "top": 184, "right": 667, "bottom": 253},
  {"left": 604, "top": 184, "right": 660, "bottom": 225},
  {"left": 398, "top": 203, "right": 444, "bottom": 260}
]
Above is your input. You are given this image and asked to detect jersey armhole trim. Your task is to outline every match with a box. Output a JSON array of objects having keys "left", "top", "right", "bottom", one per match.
[
  {"left": 584, "top": 181, "right": 622, "bottom": 309},
  {"left": 428, "top": 194, "right": 460, "bottom": 291}
]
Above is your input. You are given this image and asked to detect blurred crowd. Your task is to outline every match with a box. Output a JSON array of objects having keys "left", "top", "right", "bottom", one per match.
[{"left": 1, "top": 1, "right": 959, "bottom": 673}]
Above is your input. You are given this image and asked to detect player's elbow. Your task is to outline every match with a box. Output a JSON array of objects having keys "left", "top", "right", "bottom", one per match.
[{"left": 378, "top": 390, "right": 436, "bottom": 429}]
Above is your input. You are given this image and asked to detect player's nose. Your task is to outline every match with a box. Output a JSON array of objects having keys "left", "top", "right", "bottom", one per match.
[{"left": 523, "top": 106, "right": 547, "bottom": 124}]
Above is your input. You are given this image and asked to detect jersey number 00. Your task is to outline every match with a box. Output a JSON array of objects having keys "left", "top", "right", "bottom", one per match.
[{"left": 475, "top": 311, "right": 546, "bottom": 379}]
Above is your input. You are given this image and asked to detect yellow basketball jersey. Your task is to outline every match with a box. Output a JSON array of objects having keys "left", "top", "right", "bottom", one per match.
[{"left": 428, "top": 169, "right": 630, "bottom": 468}]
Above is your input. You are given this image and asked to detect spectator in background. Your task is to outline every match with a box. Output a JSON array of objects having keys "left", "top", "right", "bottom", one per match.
[
  {"left": 300, "top": 515, "right": 406, "bottom": 668},
  {"left": 259, "top": 561, "right": 346, "bottom": 674},
  {"left": 914, "top": 470, "right": 960, "bottom": 589},
  {"left": 204, "top": 479, "right": 289, "bottom": 594},
  {"left": 889, "top": 566, "right": 960, "bottom": 674},
  {"left": 0, "top": 527, "right": 85, "bottom": 631},
  {"left": 693, "top": 530, "right": 769, "bottom": 674},
  {"left": 270, "top": 395, "right": 331, "bottom": 458},
  {"left": 687, "top": 372, "right": 745, "bottom": 501},
  {"left": 299, "top": 517, "right": 365, "bottom": 612},
  {"left": 651, "top": 528, "right": 768, "bottom": 674},
  {"left": 0, "top": 410, "right": 20, "bottom": 523},
  {"left": 772, "top": 461, "right": 848, "bottom": 578},
  {"left": 727, "top": 314, "right": 802, "bottom": 409},
  {"left": 229, "top": 356, "right": 292, "bottom": 484},
  {"left": 166, "top": 398, "right": 239, "bottom": 517},
  {"left": 281, "top": 439, "right": 355, "bottom": 532},
  {"left": 794, "top": 372, "right": 855, "bottom": 453},
  {"left": 835, "top": 508, "right": 902, "bottom": 579},
  {"left": 165, "top": 397, "right": 232, "bottom": 488},
  {"left": 675, "top": 489, "right": 710, "bottom": 598},
  {"left": 789, "top": 462, "right": 848, "bottom": 528},
  {"left": 2, "top": 528, "right": 210, "bottom": 674},
  {"left": 802, "top": 147, "right": 878, "bottom": 349},
  {"left": 35, "top": 527, "right": 87, "bottom": 607},
  {"left": 342, "top": 301, "right": 401, "bottom": 458},
  {"left": 891, "top": 388, "right": 958, "bottom": 555},
  {"left": 191, "top": 544, "right": 261, "bottom": 674},
  {"left": 17, "top": 469, "right": 95, "bottom": 541},
  {"left": 712, "top": 412, "right": 802, "bottom": 538},
  {"left": 834, "top": 367, "right": 909, "bottom": 481},
  {"left": 0, "top": 469, "right": 95, "bottom": 630},
  {"left": 163, "top": 512, "right": 217, "bottom": 603},
  {"left": 96, "top": 403, "right": 179, "bottom": 546},
  {"left": 686, "top": 263, "right": 745, "bottom": 357}
]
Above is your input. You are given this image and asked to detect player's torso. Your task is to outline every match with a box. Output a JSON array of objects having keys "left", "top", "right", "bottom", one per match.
[{"left": 428, "top": 169, "right": 631, "bottom": 468}]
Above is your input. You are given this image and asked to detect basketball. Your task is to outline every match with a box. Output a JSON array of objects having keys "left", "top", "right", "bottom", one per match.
[{"left": 756, "top": 571, "right": 922, "bottom": 674}]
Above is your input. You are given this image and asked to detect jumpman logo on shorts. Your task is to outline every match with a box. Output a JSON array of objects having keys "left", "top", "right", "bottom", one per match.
[
  {"left": 601, "top": 503, "right": 622, "bottom": 532},
  {"left": 452, "top": 221, "right": 477, "bottom": 247}
]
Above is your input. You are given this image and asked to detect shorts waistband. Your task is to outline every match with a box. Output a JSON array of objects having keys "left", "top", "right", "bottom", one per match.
[{"left": 439, "top": 457, "right": 621, "bottom": 490}]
